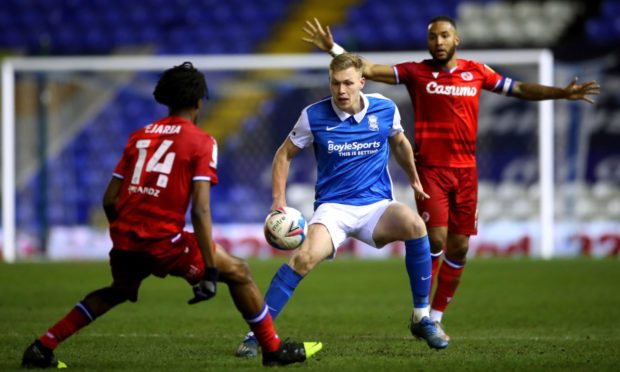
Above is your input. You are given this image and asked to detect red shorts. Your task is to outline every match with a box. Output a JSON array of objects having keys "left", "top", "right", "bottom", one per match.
[
  {"left": 415, "top": 166, "right": 478, "bottom": 235},
  {"left": 110, "top": 231, "right": 209, "bottom": 295}
]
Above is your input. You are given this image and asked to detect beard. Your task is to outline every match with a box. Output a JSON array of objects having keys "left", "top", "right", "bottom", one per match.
[{"left": 430, "top": 44, "right": 456, "bottom": 65}]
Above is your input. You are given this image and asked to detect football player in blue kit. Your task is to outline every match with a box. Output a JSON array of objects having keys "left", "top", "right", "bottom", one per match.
[{"left": 236, "top": 53, "right": 448, "bottom": 356}]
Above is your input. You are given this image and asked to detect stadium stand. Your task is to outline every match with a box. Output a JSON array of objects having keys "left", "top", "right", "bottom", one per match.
[
  {"left": 586, "top": 0, "right": 620, "bottom": 46},
  {"left": 1, "top": 0, "right": 618, "bottom": 233}
]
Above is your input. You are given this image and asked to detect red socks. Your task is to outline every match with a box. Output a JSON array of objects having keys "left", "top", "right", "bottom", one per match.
[
  {"left": 247, "top": 307, "right": 281, "bottom": 353},
  {"left": 431, "top": 257, "right": 465, "bottom": 312},
  {"left": 430, "top": 251, "right": 443, "bottom": 293},
  {"left": 39, "top": 302, "right": 94, "bottom": 350}
]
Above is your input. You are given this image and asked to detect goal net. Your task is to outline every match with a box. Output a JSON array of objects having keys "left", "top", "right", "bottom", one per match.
[{"left": 1, "top": 50, "right": 572, "bottom": 262}]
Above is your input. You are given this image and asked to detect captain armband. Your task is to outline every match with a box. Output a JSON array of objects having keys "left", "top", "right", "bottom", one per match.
[{"left": 501, "top": 77, "right": 515, "bottom": 96}]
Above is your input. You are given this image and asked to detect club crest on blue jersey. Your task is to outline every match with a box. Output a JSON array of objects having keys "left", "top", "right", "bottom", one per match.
[{"left": 368, "top": 115, "right": 379, "bottom": 131}]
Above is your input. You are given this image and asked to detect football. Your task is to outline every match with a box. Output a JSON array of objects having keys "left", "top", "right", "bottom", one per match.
[{"left": 263, "top": 207, "right": 307, "bottom": 250}]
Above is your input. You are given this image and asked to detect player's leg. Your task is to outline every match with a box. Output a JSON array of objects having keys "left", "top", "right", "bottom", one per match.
[
  {"left": 256, "top": 223, "right": 333, "bottom": 364},
  {"left": 22, "top": 249, "right": 151, "bottom": 368},
  {"left": 427, "top": 227, "right": 448, "bottom": 289},
  {"left": 415, "top": 166, "right": 451, "bottom": 291},
  {"left": 238, "top": 204, "right": 346, "bottom": 358},
  {"left": 164, "top": 234, "right": 280, "bottom": 357},
  {"left": 263, "top": 201, "right": 346, "bottom": 323},
  {"left": 211, "top": 241, "right": 323, "bottom": 365},
  {"left": 425, "top": 227, "right": 449, "bottom": 341},
  {"left": 430, "top": 167, "right": 478, "bottom": 339},
  {"left": 372, "top": 202, "right": 430, "bottom": 319},
  {"left": 212, "top": 243, "right": 283, "bottom": 355},
  {"left": 171, "top": 234, "right": 322, "bottom": 364},
  {"left": 265, "top": 223, "right": 334, "bottom": 319},
  {"left": 415, "top": 166, "right": 453, "bottom": 342},
  {"left": 371, "top": 202, "right": 447, "bottom": 350},
  {"left": 431, "top": 232, "right": 468, "bottom": 322}
]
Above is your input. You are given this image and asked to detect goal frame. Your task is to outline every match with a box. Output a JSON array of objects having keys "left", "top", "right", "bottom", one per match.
[{"left": 1, "top": 50, "right": 554, "bottom": 262}]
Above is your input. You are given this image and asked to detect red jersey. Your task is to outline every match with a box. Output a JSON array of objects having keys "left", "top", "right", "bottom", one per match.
[
  {"left": 110, "top": 116, "right": 218, "bottom": 250},
  {"left": 395, "top": 59, "right": 512, "bottom": 167}
]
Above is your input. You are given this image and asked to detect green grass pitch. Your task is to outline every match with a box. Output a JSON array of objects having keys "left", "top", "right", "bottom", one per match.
[{"left": 1, "top": 258, "right": 619, "bottom": 371}]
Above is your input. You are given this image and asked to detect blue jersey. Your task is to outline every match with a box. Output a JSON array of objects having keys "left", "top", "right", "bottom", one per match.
[{"left": 289, "top": 92, "right": 404, "bottom": 209}]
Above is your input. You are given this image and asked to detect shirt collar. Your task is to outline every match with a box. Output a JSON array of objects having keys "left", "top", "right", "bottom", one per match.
[
  {"left": 444, "top": 60, "right": 460, "bottom": 73},
  {"left": 330, "top": 92, "right": 369, "bottom": 124}
]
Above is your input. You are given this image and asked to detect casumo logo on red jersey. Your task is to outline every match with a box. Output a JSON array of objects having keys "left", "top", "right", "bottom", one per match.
[
  {"left": 327, "top": 140, "right": 381, "bottom": 153},
  {"left": 426, "top": 81, "right": 477, "bottom": 97}
]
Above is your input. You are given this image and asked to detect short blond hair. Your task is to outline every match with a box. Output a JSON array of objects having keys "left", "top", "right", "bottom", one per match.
[{"left": 329, "top": 53, "right": 364, "bottom": 74}]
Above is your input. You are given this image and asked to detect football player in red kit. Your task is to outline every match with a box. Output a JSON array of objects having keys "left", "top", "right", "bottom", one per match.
[
  {"left": 302, "top": 16, "right": 599, "bottom": 341},
  {"left": 21, "top": 62, "right": 321, "bottom": 368}
]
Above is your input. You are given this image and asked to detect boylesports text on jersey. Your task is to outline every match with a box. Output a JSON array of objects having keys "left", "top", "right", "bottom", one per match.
[
  {"left": 327, "top": 140, "right": 381, "bottom": 156},
  {"left": 426, "top": 82, "right": 477, "bottom": 97}
]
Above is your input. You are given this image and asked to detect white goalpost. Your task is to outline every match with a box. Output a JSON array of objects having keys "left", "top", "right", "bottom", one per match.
[{"left": 1, "top": 50, "right": 554, "bottom": 263}]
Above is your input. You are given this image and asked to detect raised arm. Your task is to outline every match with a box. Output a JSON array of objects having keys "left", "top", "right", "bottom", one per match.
[
  {"left": 389, "top": 132, "right": 429, "bottom": 200},
  {"left": 271, "top": 137, "right": 303, "bottom": 210},
  {"left": 512, "top": 78, "right": 600, "bottom": 104},
  {"left": 302, "top": 17, "right": 398, "bottom": 84}
]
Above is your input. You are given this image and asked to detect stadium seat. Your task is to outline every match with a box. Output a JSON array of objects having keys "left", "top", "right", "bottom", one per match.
[
  {"left": 478, "top": 199, "right": 503, "bottom": 222},
  {"left": 602, "top": 0, "right": 620, "bottom": 15},
  {"left": 496, "top": 182, "right": 528, "bottom": 202},
  {"left": 477, "top": 181, "right": 496, "bottom": 201},
  {"left": 457, "top": 0, "right": 580, "bottom": 47},
  {"left": 573, "top": 199, "right": 599, "bottom": 221},
  {"left": 286, "top": 183, "right": 315, "bottom": 220},
  {"left": 526, "top": 184, "right": 540, "bottom": 203},
  {"left": 563, "top": 182, "right": 592, "bottom": 200},
  {"left": 606, "top": 198, "right": 620, "bottom": 219},
  {"left": 0, "top": 0, "right": 288, "bottom": 55},
  {"left": 591, "top": 182, "right": 617, "bottom": 202},
  {"left": 505, "top": 199, "right": 535, "bottom": 220},
  {"left": 585, "top": 20, "right": 614, "bottom": 44},
  {"left": 7, "top": 0, "right": 618, "bottom": 230}
]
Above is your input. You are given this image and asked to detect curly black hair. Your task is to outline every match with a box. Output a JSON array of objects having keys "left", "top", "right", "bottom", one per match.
[{"left": 153, "top": 62, "right": 208, "bottom": 111}]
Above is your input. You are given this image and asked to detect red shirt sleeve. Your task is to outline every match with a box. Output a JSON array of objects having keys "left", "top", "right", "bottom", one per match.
[
  {"left": 113, "top": 134, "right": 136, "bottom": 179},
  {"left": 193, "top": 135, "right": 219, "bottom": 185},
  {"left": 394, "top": 62, "right": 417, "bottom": 86},
  {"left": 480, "top": 63, "right": 514, "bottom": 95}
]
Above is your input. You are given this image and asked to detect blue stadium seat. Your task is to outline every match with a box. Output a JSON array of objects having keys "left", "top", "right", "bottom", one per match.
[
  {"left": 11, "top": 0, "right": 616, "bottom": 229},
  {"left": 585, "top": 19, "right": 614, "bottom": 44},
  {"left": 341, "top": 0, "right": 459, "bottom": 50},
  {"left": 602, "top": 0, "right": 620, "bottom": 15},
  {"left": 0, "top": 0, "right": 288, "bottom": 55}
]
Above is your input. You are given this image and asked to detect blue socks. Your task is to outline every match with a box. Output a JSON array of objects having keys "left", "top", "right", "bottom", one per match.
[
  {"left": 264, "top": 264, "right": 304, "bottom": 320},
  {"left": 260, "top": 238, "right": 430, "bottom": 323},
  {"left": 404, "top": 236, "right": 432, "bottom": 309}
]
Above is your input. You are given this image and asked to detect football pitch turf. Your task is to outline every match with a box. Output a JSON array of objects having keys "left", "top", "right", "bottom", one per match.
[{"left": 1, "top": 257, "right": 618, "bottom": 371}]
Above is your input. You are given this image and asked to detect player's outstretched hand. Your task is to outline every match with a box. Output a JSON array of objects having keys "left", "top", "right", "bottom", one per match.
[
  {"left": 302, "top": 17, "right": 334, "bottom": 51},
  {"left": 188, "top": 267, "right": 219, "bottom": 304},
  {"left": 564, "top": 77, "right": 600, "bottom": 104}
]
